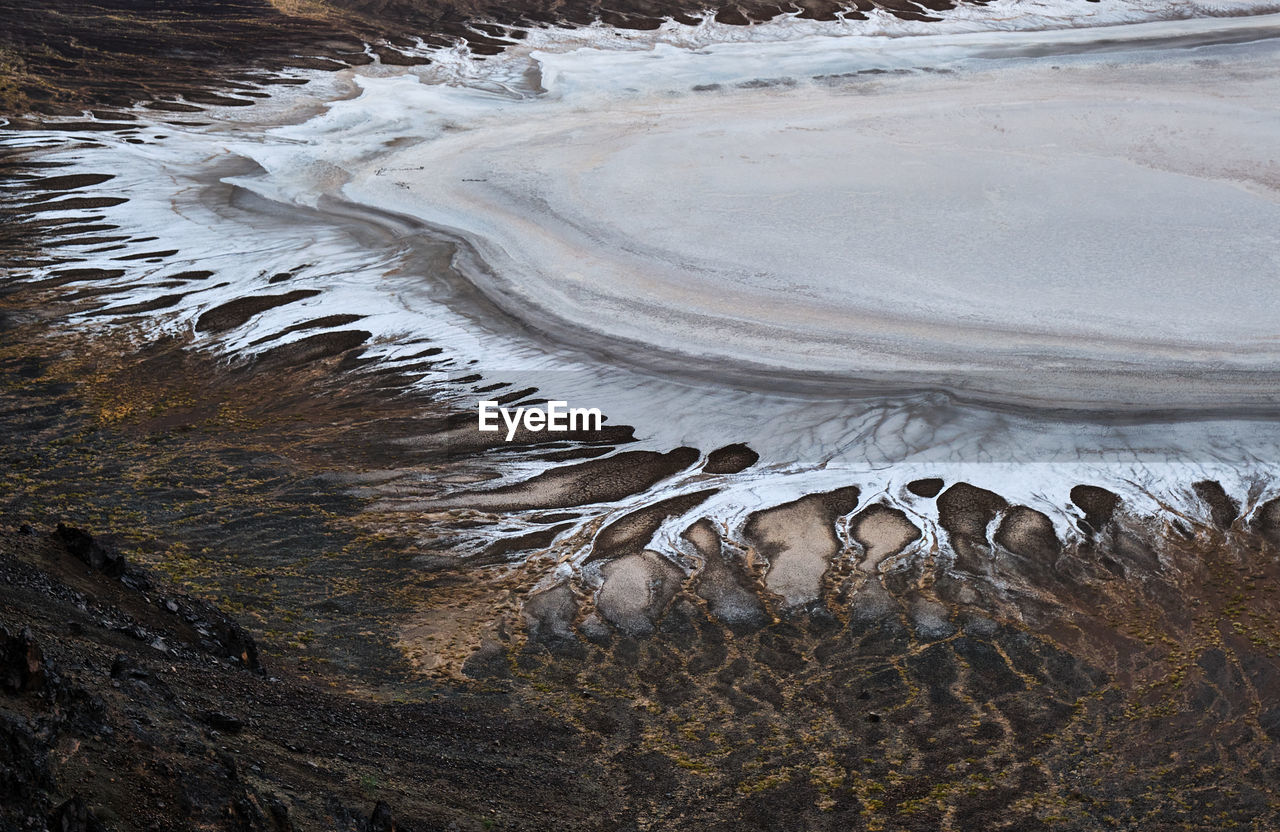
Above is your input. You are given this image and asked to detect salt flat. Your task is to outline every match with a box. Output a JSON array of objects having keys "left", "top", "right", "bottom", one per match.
[
  {"left": 322, "top": 16, "right": 1280, "bottom": 409},
  {"left": 25, "top": 12, "right": 1280, "bottom": 511}
]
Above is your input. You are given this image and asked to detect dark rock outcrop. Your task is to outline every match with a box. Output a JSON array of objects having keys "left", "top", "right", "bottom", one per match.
[
  {"left": 370, "top": 801, "right": 395, "bottom": 832},
  {"left": 0, "top": 625, "right": 46, "bottom": 694},
  {"left": 187, "top": 605, "right": 262, "bottom": 672},
  {"left": 49, "top": 796, "right": 108, "bottom": 832},
  {"left": 201, "top": 710, "right": 245, "bottom": 733},
  {"left": 54, "top": 524, "right": 125, "bottom": 577},
  {"left": 1, "top": 712, "right": 53, "bottom": 811}
]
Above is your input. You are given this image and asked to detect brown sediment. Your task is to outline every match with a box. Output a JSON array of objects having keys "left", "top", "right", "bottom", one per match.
[
  {"left": 254, "top": 329, "right": 372, "bottom": 367},
  {"left": 1070, "top": 483, "right": 1120, "bottom": 533},
  {"left": 479, "top": 521, "right": 574, "bottom": 562},
  {"left": 0, "top": 0, "right": 1013, "bottom": 118},
  {"left": 434, "top": 447, "right": 700, "bottom": 511},
  {"left": 0, "top": 0, "right": 367, "bottom": 116},
  {"left": 35, "top": 268, "right": 127, "bottom": 288},
  {"left": 248, "top": 314, "right": 367, "bottom": 345},
  {"left": 88, "top": 292, "right": 190, "bottom": 316},
  {"left": 24, "top": 173, "right": 115, "bottom": 190},
  {"left": 1, "top": 529, "right": 614, "bottom": 830},
  {"left": 510, "top": 481, "right": 1280, "bottom": 829},
  {"left": 684, "top": 518, "right": 767, "bottom": 629},
  {"left": 703, "top": 442, "right": 759, "bottom": 475},
  {"left": 538, "top": 445, "right": 613, "bottom": 462},
  {"left": 6, "top": 120, "right": 139, "bottom": 132},
  {"left": 522, "top": 580, "right": 580, "bottom": 645},
  {"left": 595, "top": 550, "right": 685, "bottom": 635},
  {"left": 112, "top": 248, "right": 181, "bottom": 261},
  {"left": 1192, "top": 479, "right": 1241, "bottom": 530},
  {"left": 20, "top": 196, "right": 129, "bottom": 212},
  {"left": 181, "top": 92, "right": 260, "bottom": 107},
  {"left": 906, "top": 476, "right": 945, "bottom": 498},
  {"left": 587, "top": 488, "right": 718, "bottom": 562},
  {"left": 993, "top": 504, "right": 1061, "bottom": 561},
  {"left": 936, "top": 481, "right": 1007, "bottom": 574},
  {"left": 7, "top": 21, "right": 1280, "bottom": 831},
  {"left": 371, "top": 45, "right": 432, "bottom": 66},
  {"left": 43, "top": 235, "right": 131, "bottom": 249},
  {"left": 367, "top": 416, "right": 635, "bottom": 475},
  {"left": 194, "top": 289, "right": 323, "bottom": 333},
  {"left": 1255, "top": 496, "right": 1280, "bottom": 546},
  {"left": 143, "top": 100, "right": 205, "bottom": 113},
  {"left": 0, "top": 296, "right": 503, "bottom": 689},
  {"left": 743, "top": 486, "right": 859, "bottom": 608},
  {"left": 9, "top": 213, "right": 1280, "bottom": 827},
  {"left": 848, "top": 502, "right": 920, "bottom": 571}
]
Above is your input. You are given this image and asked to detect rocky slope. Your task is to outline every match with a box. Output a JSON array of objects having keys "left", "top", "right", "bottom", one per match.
[{"left": 1, "top": 524, "right": 613, "bottom": 831}]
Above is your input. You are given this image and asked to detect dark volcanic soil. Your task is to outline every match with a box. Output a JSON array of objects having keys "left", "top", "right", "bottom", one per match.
[{"left": 1, "top": 526, "right": 610, "bottom": 831}]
